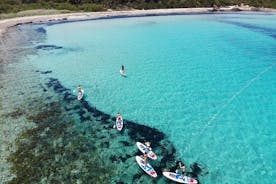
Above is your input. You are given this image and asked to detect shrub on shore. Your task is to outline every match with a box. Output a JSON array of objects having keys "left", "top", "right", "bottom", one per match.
[
  {"left": 0, "top": 0, "right": 276, "bottom": 14},
  {"left": 0, "top": 1, "right": 105, "bottom": 13}
]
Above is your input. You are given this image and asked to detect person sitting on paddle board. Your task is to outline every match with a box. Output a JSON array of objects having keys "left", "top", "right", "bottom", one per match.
[
  {"left": 170, "top": 161, "right": 186, "bottom": 175},
  {"left": 114, "top": 112, "right": 122, "bottom": 128},
  {"left": 145, "top": 141, "right": 152, "bottom": 152}
]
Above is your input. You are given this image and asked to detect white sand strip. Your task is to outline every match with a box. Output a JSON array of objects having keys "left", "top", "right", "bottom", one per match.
[{"left": 1, "top": 7, "right": 276, "bottom": 37}]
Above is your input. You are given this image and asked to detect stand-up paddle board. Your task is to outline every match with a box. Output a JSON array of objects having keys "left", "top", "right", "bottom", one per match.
[
  {"left": 120, "top": 69, "right": 127, "bottom": 77},
  {"left": 77, "top": 89, "right": 84, "bottom": 100},
  {"left": 136, "top": 142, "right": 157, "bottom": 160},
  {"left": 163, "top": 172, "right": 198, "bottom": 184},
  {"left": 116, "top": 117, "right": 123, "bottom": 131},
  {"left": 135, "top": 156, "right": 157, "bottom": 178}
]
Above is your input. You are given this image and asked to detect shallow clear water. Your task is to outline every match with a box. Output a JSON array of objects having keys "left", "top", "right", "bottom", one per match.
[{"left": 28, "top": 13, "right": 276, "bottom": 183}]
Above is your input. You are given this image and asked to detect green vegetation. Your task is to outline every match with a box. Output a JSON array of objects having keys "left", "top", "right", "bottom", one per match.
[
  {"left": 0, "top": 0, "right": 105, "bottom": 14},
  {"left": 0, "top": 0, "right": 276, "bottom": 14},
  {"left": 0, "top": 9, "right": 72, "bottom": 19}
]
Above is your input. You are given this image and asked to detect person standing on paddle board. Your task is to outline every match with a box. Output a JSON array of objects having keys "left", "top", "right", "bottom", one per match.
[
  {"left": 77, "top": 85, "right": 83, "bottom": 93},
  {"left": 121, "top": 65, "right": 125, "bottom": 72},
  {"left": 141, "top": 153, "right": 148, "bottom": 165}
]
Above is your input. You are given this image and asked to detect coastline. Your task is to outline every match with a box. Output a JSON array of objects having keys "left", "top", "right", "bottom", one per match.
[{"left": 1, "top": 7, "right": 276, "bottom": 37}]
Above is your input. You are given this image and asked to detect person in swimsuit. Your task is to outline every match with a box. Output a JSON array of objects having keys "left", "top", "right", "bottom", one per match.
[
  {"left": 169, "top": 161, "right": 186, "bottom": 175},
  {"left": 175, "top": 161, "right": 186, "bottom": 175},
  {"left": 142, "top": 152, "right": 148, "bottom": 165},
  {"left": 145, "top": 141, "right": 152, "bottom": 153}
]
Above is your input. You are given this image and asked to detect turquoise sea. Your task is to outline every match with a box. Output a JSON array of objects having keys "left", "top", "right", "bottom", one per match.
[{"left": 1, "top": 13, "right": 276, "bottom": 183}]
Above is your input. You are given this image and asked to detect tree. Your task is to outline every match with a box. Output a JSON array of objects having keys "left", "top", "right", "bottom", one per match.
[{"left": 68, "top": 0, "right": 82, "bottom": 5}]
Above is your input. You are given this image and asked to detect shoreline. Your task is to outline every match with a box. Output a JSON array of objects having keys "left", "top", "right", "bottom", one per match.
[{"left": 1, "top": 7, "right": 276, "bottom": 37}]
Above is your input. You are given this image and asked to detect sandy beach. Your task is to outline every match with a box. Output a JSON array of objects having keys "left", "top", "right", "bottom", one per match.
[{"left": 1, "top": 7, "right": 276, "bottom": 37}]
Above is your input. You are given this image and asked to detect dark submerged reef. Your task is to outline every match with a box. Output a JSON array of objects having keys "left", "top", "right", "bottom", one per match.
[
  {"left": 35, "top": 27, "right": 47, "bottom": 34},
  {"left": 219, "top": 20, "right": 276, "bottom": 40},
  {"left": 46, "top": 77, "right": 178, "bottom": 175},
  {"left": 46, "top": 77, "right": 207, "bottom": 181},
  {"left": 7, "top": 76, "right": 182, "bottom": 183},
  {"left": 35, "top": 45, "right": 63, "bottom": 50}
]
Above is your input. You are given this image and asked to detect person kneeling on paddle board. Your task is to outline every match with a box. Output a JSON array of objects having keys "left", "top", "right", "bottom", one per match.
[
  {"left": 114, "top": 112, "right": 122, "bottom": 128},
  {"left": 145, "top": 141, "right": 152, "bottom": 152}
]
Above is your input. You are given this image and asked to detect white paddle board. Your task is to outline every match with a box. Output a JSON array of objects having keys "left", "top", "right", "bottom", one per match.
[
  {"left": 120, "top": 69, "right": 127, "bottom": 77},
  {"left": 136, "top": 142, "right": 157, "bottom": 160},
  {"left": 116, "top": 117, "right": 123, "bottom": 131},
  {"left": 135, "top": 156, "right": 157, "bottom": 178},
  {"left": 163, "top": 171, "right": 198, "bottom": 184}
]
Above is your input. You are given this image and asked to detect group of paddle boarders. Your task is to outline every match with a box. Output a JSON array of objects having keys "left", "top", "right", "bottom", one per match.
[
  {"left": 136, "top": 141, "right": 158, "bottom": 178},
  {"left": 139, "top": 141, "right": 152, "bottom": 165},
  {"left": 75, "top": 66, "right": 127, "bottom": 130},
  {"left": 135, "top": 141, "right": 198, "bottom": 184},
  {"left": 75, "top": 66, "right": 198, "bottom": 183}
]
